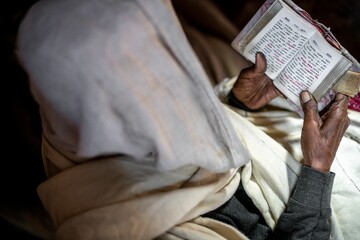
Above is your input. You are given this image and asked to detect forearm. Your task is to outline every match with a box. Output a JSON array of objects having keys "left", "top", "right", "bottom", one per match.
[{"left": 269, "top": 166, "right": 335, "bottom": 240}]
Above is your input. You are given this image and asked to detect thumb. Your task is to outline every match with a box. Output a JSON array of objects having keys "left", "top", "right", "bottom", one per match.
[
  {"left": 301, "top": 91, "right": 322, "bottom": 126},
  {"left": 254, "top": 52, "right": 267, "bottom": 74}
]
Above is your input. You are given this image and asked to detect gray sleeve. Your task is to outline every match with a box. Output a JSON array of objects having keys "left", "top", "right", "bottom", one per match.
[{"left": 269, "top": 166, "right": 335, "bottom": 240}]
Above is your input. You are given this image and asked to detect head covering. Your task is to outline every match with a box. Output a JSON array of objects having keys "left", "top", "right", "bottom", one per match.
[{"left": 17, "top": 0, "right": 250, "bottom": 172}]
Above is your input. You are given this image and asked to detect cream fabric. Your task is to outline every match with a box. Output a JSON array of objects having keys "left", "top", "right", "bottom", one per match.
[
  {"left": 38, "top": 103, "right": 296, "bottom": 239},
  {"left": 156, "top": 217, "right": 250, "bottom": 240},
  {"left": 39, "top": 139, "right": 241, "bottom": 240},
  {"left": 37, "top": 101, "right": 359, "bottom": 240}
]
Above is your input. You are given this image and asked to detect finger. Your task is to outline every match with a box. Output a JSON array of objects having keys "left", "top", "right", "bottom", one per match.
[
  {"left": 322, "top": 93, "right": 349, "bottom": 119},
  {"left": 332, "top": 93, "right": 350, "bottom": 117},
  {"left": 321, "top": 93, "right": 350, "bottom": 135},
  {"left": 334, "top": 92, "right": 350, "bottom": 105},
  {"left": 301, "top": 91, "right": 322, "bottom": 127},
  {"left": 254, "top": 52, "right": 267, "bottom": 74}
]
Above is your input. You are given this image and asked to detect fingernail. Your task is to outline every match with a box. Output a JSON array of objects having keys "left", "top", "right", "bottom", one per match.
[
  {"left": 301, "top": 91, "right": 311, "bottom": 103},
  {"left": 256, "top": 51, "right": 263, "bottom": 58}
]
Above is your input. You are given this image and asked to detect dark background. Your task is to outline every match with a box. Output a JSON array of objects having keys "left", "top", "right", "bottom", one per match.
[
  {"left": 1, "top": 1, "right": 47, "bottom": 239},
  {"left": 1, "top": 0, "right": 359, "bottom": 239}
]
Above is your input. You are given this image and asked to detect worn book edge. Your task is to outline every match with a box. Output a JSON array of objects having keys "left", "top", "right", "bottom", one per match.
[{"left": 333, "top": 71, "right": 360, "bottom": 97}]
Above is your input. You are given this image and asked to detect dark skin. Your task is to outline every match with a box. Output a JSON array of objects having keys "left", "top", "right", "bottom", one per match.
[
  {"left": 232, "top": 52, "right": 350, "bottom": 172},
  {"left": 232, "top": 52, "right": 282, "bottom": 111}
]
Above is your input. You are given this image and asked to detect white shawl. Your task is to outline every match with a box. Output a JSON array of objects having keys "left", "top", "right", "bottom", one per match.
[{"left": 17, "top": 0, "right": 250, "bottom": 173}]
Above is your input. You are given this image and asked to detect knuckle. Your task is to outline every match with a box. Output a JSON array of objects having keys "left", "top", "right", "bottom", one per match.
[{"left": 303, "top": 100, "right": 317, "bottom": 112}]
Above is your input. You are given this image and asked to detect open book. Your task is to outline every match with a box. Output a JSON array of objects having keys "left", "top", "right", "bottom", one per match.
[{"left": 232, "top": 0, "right": 360, "bottom": 114}]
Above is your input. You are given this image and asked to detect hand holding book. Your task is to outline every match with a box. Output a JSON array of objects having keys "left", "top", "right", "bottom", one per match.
[
  {"left": 300, "top": 90, "right": 350, "bottom": 172},
  {"left": 231, "top": 0, "right": 360, "bottom": 116},
  {"left": 231, "top": 52, "right": 282, "bottom": 111}
]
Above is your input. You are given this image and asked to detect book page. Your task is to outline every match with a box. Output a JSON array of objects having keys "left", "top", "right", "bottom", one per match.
[
  {"left": 242, "top": 5, "right": 317, "bottom": 79},
  {"left": 274, "top": 31, "right": 343, "bottom": 106}
]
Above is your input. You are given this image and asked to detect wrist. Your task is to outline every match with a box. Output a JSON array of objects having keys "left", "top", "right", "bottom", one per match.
[
  {"left": 310, "top": 163, "right": 331, "bottom": 173},
  {"left": 303, "top": 160, "right": 331, "bottom": 173}
]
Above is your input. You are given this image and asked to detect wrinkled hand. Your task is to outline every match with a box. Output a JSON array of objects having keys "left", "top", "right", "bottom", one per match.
[
  {"left": 231, "top": 52, "right": 282, "bottom": 110},
  {"left": 300, "top": 91, "right": 350, "bottom": 172}
]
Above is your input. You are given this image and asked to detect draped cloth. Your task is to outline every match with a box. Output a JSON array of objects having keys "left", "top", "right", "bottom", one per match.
[
  {"left": 17, "top": 0, "right": 250, "bottom": 174},
  {"left": 36, "top": 94, "right": 360, "bottom": 239}
]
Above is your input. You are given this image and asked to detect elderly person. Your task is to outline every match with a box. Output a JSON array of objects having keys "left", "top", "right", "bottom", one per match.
[{"left": 16, "top": 0, "right": 359, "bottom": 239}]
